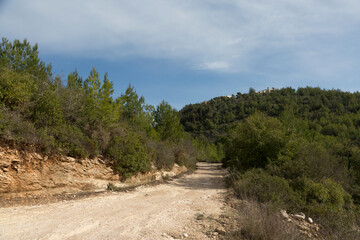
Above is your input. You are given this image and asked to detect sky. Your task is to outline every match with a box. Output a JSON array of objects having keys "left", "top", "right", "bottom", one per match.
[{"left": 1, "top": 0, "right": 360, "bottom": 109}]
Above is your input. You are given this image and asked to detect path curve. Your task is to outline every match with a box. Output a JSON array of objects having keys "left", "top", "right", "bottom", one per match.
[{"left": 0, "top": 162, "right": 227, "bottom": 240}]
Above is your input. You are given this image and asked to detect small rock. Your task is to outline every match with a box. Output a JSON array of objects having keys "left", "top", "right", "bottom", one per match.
[
  {"left": 215, "top": 226, "right": 226, "bottom": 235},
  {"left": 183, "top": 233, "right": 188, "bottom": 238},
  {"left": 307, "top": 217, "right": 313, "bottom": 223},
  {"left": 65, "top": 157, "right": 75, "bottom": 162},
  {"left": 213, "top": 232, "right": 219, "bottom": 236},
  {"left": 196, "top": 214, "right": 204, "bottom": 220},
  {"left": 299, "top": 224, "right": 310, "bottom": 231},
  {"left": 280, "top": 209, "right": 289, "bottom": 219},
  {"left": 294, "top": 212, "right": 306, "bottom": 220}
]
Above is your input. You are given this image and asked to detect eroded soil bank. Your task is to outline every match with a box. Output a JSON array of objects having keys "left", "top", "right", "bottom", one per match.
[{"left": 0, "top": 143, "right": 187, "bottom": 207}]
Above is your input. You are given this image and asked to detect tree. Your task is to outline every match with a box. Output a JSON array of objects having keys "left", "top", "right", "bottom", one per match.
[
  {"left": 0, "top": 38, "right": 52, "bottom": 80},
  {"left": 67, "top": 69, "right": 83, "bottom": 89},
  {"left": 120, "top": 84, "right": 146, "bottom": 125},
  {"left": 82, "top": 67, "right": 102, "bottom": 131},
  {"left": 224, "top": 112, "right": 285, "bottom": 171},
  {"left": 154, "top": 100, "right": 183, "bottom": 142},
  {"left": 0, "top": 67, "right": 35, "bottom": 110},
  {"left": 98, "top": 73, "right": 118, "bottom": 127}
]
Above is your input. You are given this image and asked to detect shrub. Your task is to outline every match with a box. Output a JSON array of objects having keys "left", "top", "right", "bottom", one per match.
[
  {"left": 230, "top": 169, "right": 302, "bottom": 210},
  {"left": 0, "top": 106, "right": 38, "bottom": 143},
  {"left": 106, "top": 127, "right": 151, "bottom": 179},
  {"left": 173, "top": 139, "right": 198, "bottom": 169},
  {"left": 224, "top": 112, "right": 285, "bottom": 171},
  {"left": 148, "top": 141, "right": 175, "bottom": 170},
  {"left": 225, "top": 201, "right": 302, "bottom": 240},
  {"left": 303, "top": 178, "right": 353, "bottom": 212},
  {"left": 54, "top": 125, "right": 91, "bottom": 158}
]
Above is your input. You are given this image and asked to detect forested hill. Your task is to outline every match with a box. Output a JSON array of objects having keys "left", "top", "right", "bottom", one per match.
[
  {"left": 180, "top": 87, "right": 360, "bottom": 237},
  {"left": 180, "top": 87, "right": 360, "bottom": 142}
]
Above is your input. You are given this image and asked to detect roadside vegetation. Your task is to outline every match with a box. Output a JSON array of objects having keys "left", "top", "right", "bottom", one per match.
[
  {"left": 0, "top": 38, "right": 216, "bottom": 179},
  {"left": 181, "top": 88, "right": 360, "bottom": 238}
]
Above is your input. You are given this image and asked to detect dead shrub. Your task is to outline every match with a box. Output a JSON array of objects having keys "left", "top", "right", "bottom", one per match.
[{"left": 225, "top": 200, "right": 303, "bottom": 240}]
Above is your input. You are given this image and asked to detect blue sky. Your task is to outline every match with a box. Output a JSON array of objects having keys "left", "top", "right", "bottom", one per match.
[{"left": 1, "top": 0, "right": 360, "bottom": 109}]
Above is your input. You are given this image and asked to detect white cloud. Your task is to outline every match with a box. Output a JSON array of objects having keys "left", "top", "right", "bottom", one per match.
[
  {"left": 0, "top": 0, "right": 360, "bottom": 76},
  {"left": 200, "top": 61, "right": 230, "bottom": 71}
]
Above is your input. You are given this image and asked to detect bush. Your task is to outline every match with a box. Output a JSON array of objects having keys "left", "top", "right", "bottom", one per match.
[
  {"left": 298, "top": 177, "right": 357, "bottom": 236},
  {"left": 148, "top": 141, "right": 175, "bottom": 170},
  {"left": 173, "top": 139, "right": 197, "bottom": 169},
  {"left": 106, "top": 127, "right": 151, "bottom": 179},
  {"left": 225, "top": 201, "right": 302, "bottom": 240},
  {"left": 229, "top": 169, "right": 302, "bottom": 210},
  {"left": 54, "top": 125, "right": 91, "bottom": 158},
  {"left": 224, "top": 112, "right": 285, "bottom": 171},
  {"left": 229, "top": 169, "right": 359, "bottom": 237},
  {"left": 303, "top": 178, "right": 353, "bottom": 212},
  {"left": 0, "top": 106, "right": 38, "bottom": 143}
]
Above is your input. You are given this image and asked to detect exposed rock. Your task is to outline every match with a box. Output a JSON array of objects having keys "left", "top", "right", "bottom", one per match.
[
  {"left": 280, "top": 209, "right": 289, "bottom": 219},
  {"left": 282, "top": 211, "right": 320, "bottom": 239},
  {"left": 0, "top": 144, "right": 188, "bottom": 204},
  {"left": 62, "top": 156, "right": 76, "bottom": 162},
  {"left": 294, "top": 212, "right": 306, "bottom": 220}
]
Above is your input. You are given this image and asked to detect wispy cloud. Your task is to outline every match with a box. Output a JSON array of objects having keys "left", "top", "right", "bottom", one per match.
[
  {"left": 0, "top": 0, "right": 359, "bottom": 79},
  {"left": 200, "top": 61, "right": 230, "bottom": 71}
]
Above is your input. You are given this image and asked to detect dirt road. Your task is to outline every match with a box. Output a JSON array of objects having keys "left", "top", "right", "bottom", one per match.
[{"left": 0, "top": 162, "right": 227, "bottom": 240}]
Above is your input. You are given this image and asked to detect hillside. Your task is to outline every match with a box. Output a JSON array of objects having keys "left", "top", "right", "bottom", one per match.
[
  {"left": 180, "top": 87, "right": 360, "bottom": 238},
  {"left": 180, "top": 87, "right": 360, "bottom": 142}
]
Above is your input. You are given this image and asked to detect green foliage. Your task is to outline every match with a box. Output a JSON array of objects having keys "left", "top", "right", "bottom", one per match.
[
  {"left": 106, "top": 128, "right": 151, "bottom": 179},
  {"left": 0, "top": 106, "right": 38, "bottom": 143},
  {"left": 120, "top": 84, "right": 146, "bottom": 123},
  {"left": 303, "top": 178, "right": 353, "bottom": 212},
  {"left": 0, "top": 38, "right": 52, "bottom": 79},
  {"left": 0, "top": 67, "right": 35, "bottom": 110},
  {"left": 193, "top": 139, "right": 224, "bottom": 162},
  {"left": 230, "top": 169, "right": 301, "bottom": 209},
  {"left": 219, "top": 109, "right": 359, "bottom": 235},
  {"left": 31, "top": 86, "right": 64, "bottom": 128},
  {"left": 154, "top": 100, "right": 183, "bottom": 142},
  {"left": 224, "top": 112, "right": 285, "bottom": 170},
  {"left": 180, "top": 87, "right": 360, "bottom": 142},
  {"left": 0, "top": 38, "right": 198, "bottom": 179}
]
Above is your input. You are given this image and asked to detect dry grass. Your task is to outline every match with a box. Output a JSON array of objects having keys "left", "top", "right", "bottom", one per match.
[{"left": 224, "top": 200, "right": 304, "bottom": 240}]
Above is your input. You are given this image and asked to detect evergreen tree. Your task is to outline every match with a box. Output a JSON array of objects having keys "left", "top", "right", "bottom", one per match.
[{"left": 154, "top": 100, "right": 183, "bottom": 142}]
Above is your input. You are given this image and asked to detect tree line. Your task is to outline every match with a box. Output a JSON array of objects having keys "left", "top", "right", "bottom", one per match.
[{"left": 0, "top": 38, "right": 213, "bottom": 178}]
